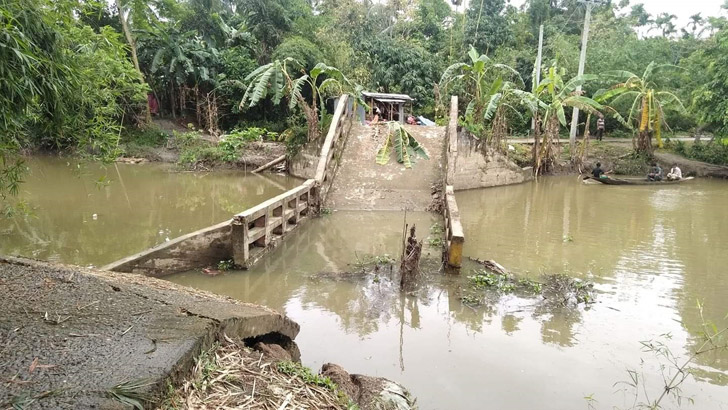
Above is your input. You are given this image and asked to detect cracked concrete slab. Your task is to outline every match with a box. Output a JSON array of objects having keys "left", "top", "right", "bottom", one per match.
[{"left": 0, "top": 256, "right": 299, "bottom": 409}]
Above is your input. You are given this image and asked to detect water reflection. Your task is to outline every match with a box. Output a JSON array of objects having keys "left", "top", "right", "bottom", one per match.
[
  {"left": 167, "top": 178, "right": 728, "bottom": 409},
  {"left": 0, "top": 157, "right": 299, "bottom": 266}
]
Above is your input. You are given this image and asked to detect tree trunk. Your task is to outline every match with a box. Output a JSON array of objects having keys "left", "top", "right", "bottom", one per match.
[
  {"left": 116, "top": 0, "right": 151, "bottom": 125},
  {"left": 298, "top": 97, "right": 320, "bottom": 141},
  {"left": 638, "top": 130, "right": 653, "bottom": 154},
  {"left": 170, "top": 84, "right": 176, "bottom": 119},
  {"left": 400, "top": 225, "right": 422, "bottom": 291},
  {"left": 532, "top": 115, "right": 540, "bottom": 169}
]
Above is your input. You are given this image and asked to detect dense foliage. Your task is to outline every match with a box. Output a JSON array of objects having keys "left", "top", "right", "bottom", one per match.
[{"left": 3, "top": 0, "right": 728, "bottom": 196}]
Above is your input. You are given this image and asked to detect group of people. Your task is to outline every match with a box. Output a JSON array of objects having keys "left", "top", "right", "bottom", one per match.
[
  {"left": 647, "top": 162, "right": 683, "bottom": 181},
  {"left": 369, "top": 105, "right": 422, "bottom": 125},
  {"left": 592, "top": 162, "right": 683, "bottom": 181}
]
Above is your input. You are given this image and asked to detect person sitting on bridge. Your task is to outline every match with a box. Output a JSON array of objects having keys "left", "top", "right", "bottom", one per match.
[
  {"left": 591, "top": 162, "right": 610, "bottom": 179},
  {"left": 667, "top": 163, "right": 683, "bottom": 181},
  {"left": 647, "top": 162, "right": 663, "bottom": 181}
]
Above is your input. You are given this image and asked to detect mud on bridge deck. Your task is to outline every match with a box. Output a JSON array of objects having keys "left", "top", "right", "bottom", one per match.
[{"left": 326, "top": 123, "right": 446, "bottom": 211}]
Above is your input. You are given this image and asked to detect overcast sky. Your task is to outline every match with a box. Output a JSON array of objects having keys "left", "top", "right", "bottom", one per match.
[{"left": 507, "top": 0, "right": 727, "bottom": 28}]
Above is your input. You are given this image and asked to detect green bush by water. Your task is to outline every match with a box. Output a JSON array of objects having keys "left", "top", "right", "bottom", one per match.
[{"left": 670, "top": 139, "right": 728, "bottom": 166}]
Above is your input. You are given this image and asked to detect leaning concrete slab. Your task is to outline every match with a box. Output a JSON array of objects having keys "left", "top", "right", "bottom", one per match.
[
  {"left": 326, "top": 123, "right": 446, "bottom": 211},
  {"left": 0, "top": 256, "right": 299, "bottom": 409},
  {"left": 102, "top": 219, "right": 232, "bottom": 277}
]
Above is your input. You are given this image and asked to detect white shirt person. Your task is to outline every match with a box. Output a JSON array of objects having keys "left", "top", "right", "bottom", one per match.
[{"left": 667, "top": 164, "right": 682, "bottom": 180}]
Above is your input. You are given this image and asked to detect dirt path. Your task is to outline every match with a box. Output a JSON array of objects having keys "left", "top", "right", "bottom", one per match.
[
  {"left": 654, "top": 151, "right": 728, "bottom": 179},
  {"left": 326, "top": 123, "right": 445, "bottom": 211}
]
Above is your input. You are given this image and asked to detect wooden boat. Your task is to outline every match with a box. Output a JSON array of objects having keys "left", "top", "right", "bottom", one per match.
[{"left": 583, "top": 176, "right": 695, "bottom": 186}]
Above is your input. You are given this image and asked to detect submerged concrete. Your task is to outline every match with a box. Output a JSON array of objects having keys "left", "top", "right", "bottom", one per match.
[
  {"left": 102, "top": 219, "right": 232, "bottom": 277},
  {"left": 0, "top": 256, "right": 299, "bottom": 409}
]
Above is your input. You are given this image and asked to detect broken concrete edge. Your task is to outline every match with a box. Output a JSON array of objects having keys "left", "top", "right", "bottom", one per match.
[
  {"left": 3, "top": 256, "right": 301, "bottom": 343},
  {"left": 0, "top": 255, "right": 300, "bottom": 408},
  {"left": 101, "top": 219, "right": 232, "bottom": 277},
  {"left": 1, "top": 256, "right": 416, "bottom": 409}
]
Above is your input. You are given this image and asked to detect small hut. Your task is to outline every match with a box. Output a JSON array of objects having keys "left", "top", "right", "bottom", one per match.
[{"left": 360, "top": 91, "right": 414, "bottom": 124}]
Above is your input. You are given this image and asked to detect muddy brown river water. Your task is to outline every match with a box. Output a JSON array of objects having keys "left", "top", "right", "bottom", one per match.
[
  {"left": 3, "top": 159, "right": 728, "bottom": 409},
  {"left": 170, "top": 176, "right": 728, "bottom": 410},
  {"left": 0, "top": 157, "right": 298, "bottom": 266}
]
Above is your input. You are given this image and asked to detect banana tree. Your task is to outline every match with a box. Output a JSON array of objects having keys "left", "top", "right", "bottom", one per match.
[
  {"left": 376, "top": 122, "right": 429, "bottom": 169},
  {"left": 241, "top": 59, "right": 356, "bottom": 141},
  {"left": 597, "top": 62, "right": 685, "bottom": 153},
  {"left": 439, "top": 45, "right": 522, "bottom": 143},
  {"left": 533, "top": 64, "right": 603, "bottom": 175},
  {"left": 484, "top": 82, "right": 542, "bottom": 147}
]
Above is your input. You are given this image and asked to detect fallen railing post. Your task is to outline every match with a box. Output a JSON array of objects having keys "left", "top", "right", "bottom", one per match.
[{"left": 444, "top": 185, "right": 464, "bottom": 268}]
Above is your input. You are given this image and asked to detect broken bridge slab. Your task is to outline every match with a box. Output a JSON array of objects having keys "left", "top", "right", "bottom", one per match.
[{"left": 326, "top": 123, "right": 446, "bottom": 211}]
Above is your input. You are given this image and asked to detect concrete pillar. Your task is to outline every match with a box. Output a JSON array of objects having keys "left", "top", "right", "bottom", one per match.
[
  {"left": 398, "top": 104, "right": 404, "bottom": 124},
  {"left": 231, "top": 219, "right": 249, "bottom": 267}
]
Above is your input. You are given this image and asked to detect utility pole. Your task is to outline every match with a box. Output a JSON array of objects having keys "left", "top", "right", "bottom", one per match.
[
  {"left": 569, "top": 0, "right": 603, "bottom": 156},
  {"left": 532, "top": 24, "right": 544, "bottom": 134}
]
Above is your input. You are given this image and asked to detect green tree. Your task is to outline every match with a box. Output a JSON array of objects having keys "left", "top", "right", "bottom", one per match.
[
  {"left": 241, "top": 59, "right": 356, "bottom": 142},
  {"left": 598, "top": 62, "right": 685, "bottom": 152},
  {"left": 0, "top": 0, "right": 71, "bottom": 200},
  {"left": 464, "top": 0, "right": 513, "bottom": 55},
  {"left": 358, "top": 36, "right": 441, "bottom": 114},
  {"left": 629, "top": 3, "right": 652, "bottom": 27},
  {"left": 533, "top": 64, "right": 603, "bottom": 174},
  {"left": 440, "top": 46, "right": 523, "bottom": 142},
  {"left": 690, "top": 29, "right": 728, "bottom": 134}
]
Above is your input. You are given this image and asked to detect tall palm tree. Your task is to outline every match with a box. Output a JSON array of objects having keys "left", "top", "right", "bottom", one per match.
[
  {"left": 115, "top": 0, "right": 163, "bottom": 124},
  {"left": 687, "top": 13, "right": 705, "bottom": 37},
  {"left": 597, "top": 62, "right": 685, "bottom": 153},
  {"left": 653, "top": 13, "right": 678, "bottom": 38}
]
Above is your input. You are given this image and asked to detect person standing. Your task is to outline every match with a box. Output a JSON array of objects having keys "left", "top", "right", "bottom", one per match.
[{"left": 596, "top": 115, "right": 605, "bottom": 141}]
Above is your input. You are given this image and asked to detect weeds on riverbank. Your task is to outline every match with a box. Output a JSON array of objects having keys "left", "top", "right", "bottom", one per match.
[
  {"left": 160, "top": 339, "right": 355, "bottom": 410},
  {"left": 670, "top": 139, "right": 728, "bottom": 166},
  {"left": 462, "top": 259, "right": 594, "bottom": 308}
]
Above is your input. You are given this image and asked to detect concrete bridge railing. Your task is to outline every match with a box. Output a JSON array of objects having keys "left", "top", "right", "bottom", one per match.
[
  {"left": 231, "top": 94, "right": 354, "bottom": 269},
  {"left": 313, "top": 94, "right": 354, "bottom": 204},
  {"left": 231, "top": 180, "right": 315, "bottom": 268},
  {"left": 444, "top": 96, "right": 465, "bottom": 268},
  {"left": 106, "top": 95, "right": 356, "bottom": 275}
]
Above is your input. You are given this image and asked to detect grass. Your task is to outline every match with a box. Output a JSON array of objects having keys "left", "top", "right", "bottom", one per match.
[
  {"left": 106, "top": 379, "right": 154, "bottom": 410},
  {"left": 427, "top": 222, "right": 444, "bottom": 248},
  {"left": 161, "top": 340, "right": 357, "bottom": 409},
  {"left": 668, "top": 139, "right": 728, "bottom": 166},
  {"left": 353, "top": 253, "right": 396, "bottom": 270},
  {"left": 276, "top": 361, "right": 338, "bottom": 391},
  {"left": 463, "top": 264, "right": 594, "bottom": 309}
]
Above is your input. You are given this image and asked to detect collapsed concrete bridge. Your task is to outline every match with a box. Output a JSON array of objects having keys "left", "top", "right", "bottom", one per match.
[{"left": 104, "top": 95, "right": 532, "bottom": 276}]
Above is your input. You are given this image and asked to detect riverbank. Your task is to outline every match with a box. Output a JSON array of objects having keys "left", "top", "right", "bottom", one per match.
[
  {"left": 0, "top": 256, "right": 414, "bottom": 409},
  {"left": 118, "top": 118, "right": 287, "bottom": 170}
]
